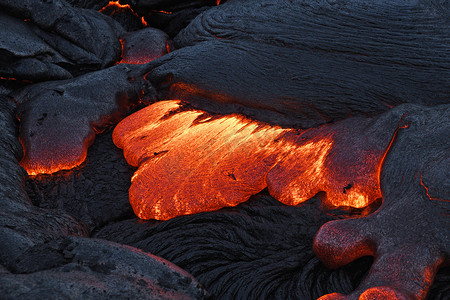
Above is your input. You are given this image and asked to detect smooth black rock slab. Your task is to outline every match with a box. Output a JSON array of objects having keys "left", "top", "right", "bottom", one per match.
[
  {"left": 1, "top": 236, "right": 209, "bottom": 299},
  {"left": 125, "top": 0, "right": 220, "bottom": 14},
  {"left": 143, "top": 0, "right": 449, "bottom": 128},
  {"left": 121, "top": 27, "right": 170, "bottom": 64}
]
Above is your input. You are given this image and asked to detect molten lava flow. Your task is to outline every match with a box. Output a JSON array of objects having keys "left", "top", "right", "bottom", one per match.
[
  {"left": 267, "top": 124, "right": 385, "bottom": 209},
  {"left": 114, "top": 101, "right": 289, "bottom": 220},
  {"left": 99, "top": 1, "right": 147, "bottom": 27},
  {"left": 114, "top": 100, "right": 395, "bottom": 220}
]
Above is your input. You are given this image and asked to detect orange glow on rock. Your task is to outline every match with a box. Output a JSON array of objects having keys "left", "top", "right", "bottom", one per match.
[
  {"left": 19, "top": 132, "right": 93, "bottom": 176},
  {"left": 99, "top": 1, "right": 147, "bottom": 27},
  {"left": 114, "top": 100, "right": 393, "bottom": 220},
  {"left": 1, "top": 76, "right": 17, "bottom": 81},
  {"left": 152, "top": 10, "right": 173, "bottom": 14},
  {"left": 359, "top": 286, "right": 409, "bottom": 300}
]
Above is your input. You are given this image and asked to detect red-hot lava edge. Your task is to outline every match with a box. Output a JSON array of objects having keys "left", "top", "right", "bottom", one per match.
[
  {"left": 112, "top": 100, "right": 400, "bottom": 221},
  {"left": 99, "top": 1, "right": 148, "bottom": 27}
]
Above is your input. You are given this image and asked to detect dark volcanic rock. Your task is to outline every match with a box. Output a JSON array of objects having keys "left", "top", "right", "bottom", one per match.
[
  {"left": 314, "top": 104, "right": 450, "bottom": 299},
  {"left": 1, "top": 236, "right": 209, "bottom": 299},
  {"left": 142, "top": 0, "right": 449, "bottom": 128},
  {"left": 66, "top": 0, "right": 110, "bottom": 10},
  {"left": 0, "top": 97, "right": 207, "bottom": 299},
  {"left": 26, "top": 128, "right": 136, "bottom": 231},
  {"left": 125, "top": 0, "right": 220, "bottom": 14},
  {"left": 14, "top": 64, "right": 152, "bottom": 175},
  {"left": 0, "top": 0, "right": 125, "bottom": 80},
  {"left": 99, "top": 0, "right": 148, "bottom": 32},
  {"left": 145, "top": 7, "right": 210, "bottom": 38},
  {"left": 0, "top": 12, "right": 72, "bottom": 82},
  {"left": 95, "top": 194, "right": 371, "bottom": 299},
  {"left": 0, "top": 97, "right": 88, "bottom": 267},
  {"left": 121, "top": 27, "right": 170, "bottom": 64}
]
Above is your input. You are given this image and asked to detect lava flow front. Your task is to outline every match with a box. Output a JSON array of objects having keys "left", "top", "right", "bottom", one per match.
[{"left": 113, "top": 100, "right": 399, "bottom": 220}]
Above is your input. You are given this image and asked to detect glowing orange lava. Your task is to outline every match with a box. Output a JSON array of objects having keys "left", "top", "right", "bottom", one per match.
[
  {"left": 113, "top": 101, "right": 288, "bottom": 220},
  {"left": 114, "top": 100, "right": 393, "bottom": 220},
  {"left": 99, "top": 1, "right": 147, "bottom": 27}
]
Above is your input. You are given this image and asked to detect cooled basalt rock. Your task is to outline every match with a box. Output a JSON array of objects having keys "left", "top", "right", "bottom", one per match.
[
  {"left": 0, "top": 12, "right": 72, "bottom": 82},
  {"left": 120, "top": 27, "right": 170, "bottom": 64},
  {"left": 0, "top": 97, "right": 87, "bottom": 267},
  {"left": 14, "top": 64, "right": 151, "bottom": 175},
  {"left": 99, "top": 0, "right": 148, "bottom": 32},
  {"left": 145, "top": 7, "right": 210, "bottom": 38},
  {"left": 124, "top": 0, "right": 221, "bottom": 14},
  {"left": 0, "top": 0, "right": 124, "bottom": 80},
  {"left": 66, "top": 0, "right": 109, "bottom": 10},
  {"left": 26, "top": 128, "right": 136, "bottom": 231},
  {"left": 1, "top": 236, "right": 209, "bottom": 300},
  {"left": 314, "top": 105, "right": 450, "bottom": 299},
  {"left": 95, "top": 193, "right": 449, "bottom": 299},
  {"left": 96, "top": 193, "right": 372, "bottom": 299},
  {"left": 142, "top": 0, "right": 449, "bottom": 128}
]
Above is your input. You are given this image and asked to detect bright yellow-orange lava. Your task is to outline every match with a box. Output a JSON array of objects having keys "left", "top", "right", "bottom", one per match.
[
  {"left": 113, "top": 100, "right": 387, "bottom": 220},
  {"left": 114, "top": 101, "right": 288, "bottom": 220}
]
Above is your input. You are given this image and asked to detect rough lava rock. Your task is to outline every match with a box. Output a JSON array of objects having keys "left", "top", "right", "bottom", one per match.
[
  {"left": 0, "top": 98, "right": 209, "bottom": 299},
  {"left": 96, "top": 193, "right": 372, "bottom": 299},
  {"left": 120, "top": 27, "right": 170, "bottom": 64},
  {"left": 0, "top": 0, "right": 125, "bottom": 80},
  {"left": 314, "top": 105, "right": 450, "bottom": 299},
  {"left": 0, "top": 97, "right": 87, "bottom": 267},
  {"left": 0, "top": 12, "right": 72, "bottom": 82},
  {"left": 65, "top": 0, "right": 109, "bottom": 10},
  {"left": 26, "top": 128, "right": 136, "bottom": 231},
  {"left": 1, "top": 236, "right": 209, "bottom": 300},
  {"left": 14, "top": 64, "right": 152, "bottom": 175},
  {"left": 124, "top": 0, "right": 220, "bottom": 14}
]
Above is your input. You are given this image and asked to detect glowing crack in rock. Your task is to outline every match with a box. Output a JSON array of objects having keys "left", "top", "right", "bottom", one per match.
[
  {"left": 99, "top": 1, "right": 148, "bottom": 27},
  {"left": 113, "top": 100, "right": 398, "bottom": 220}
]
